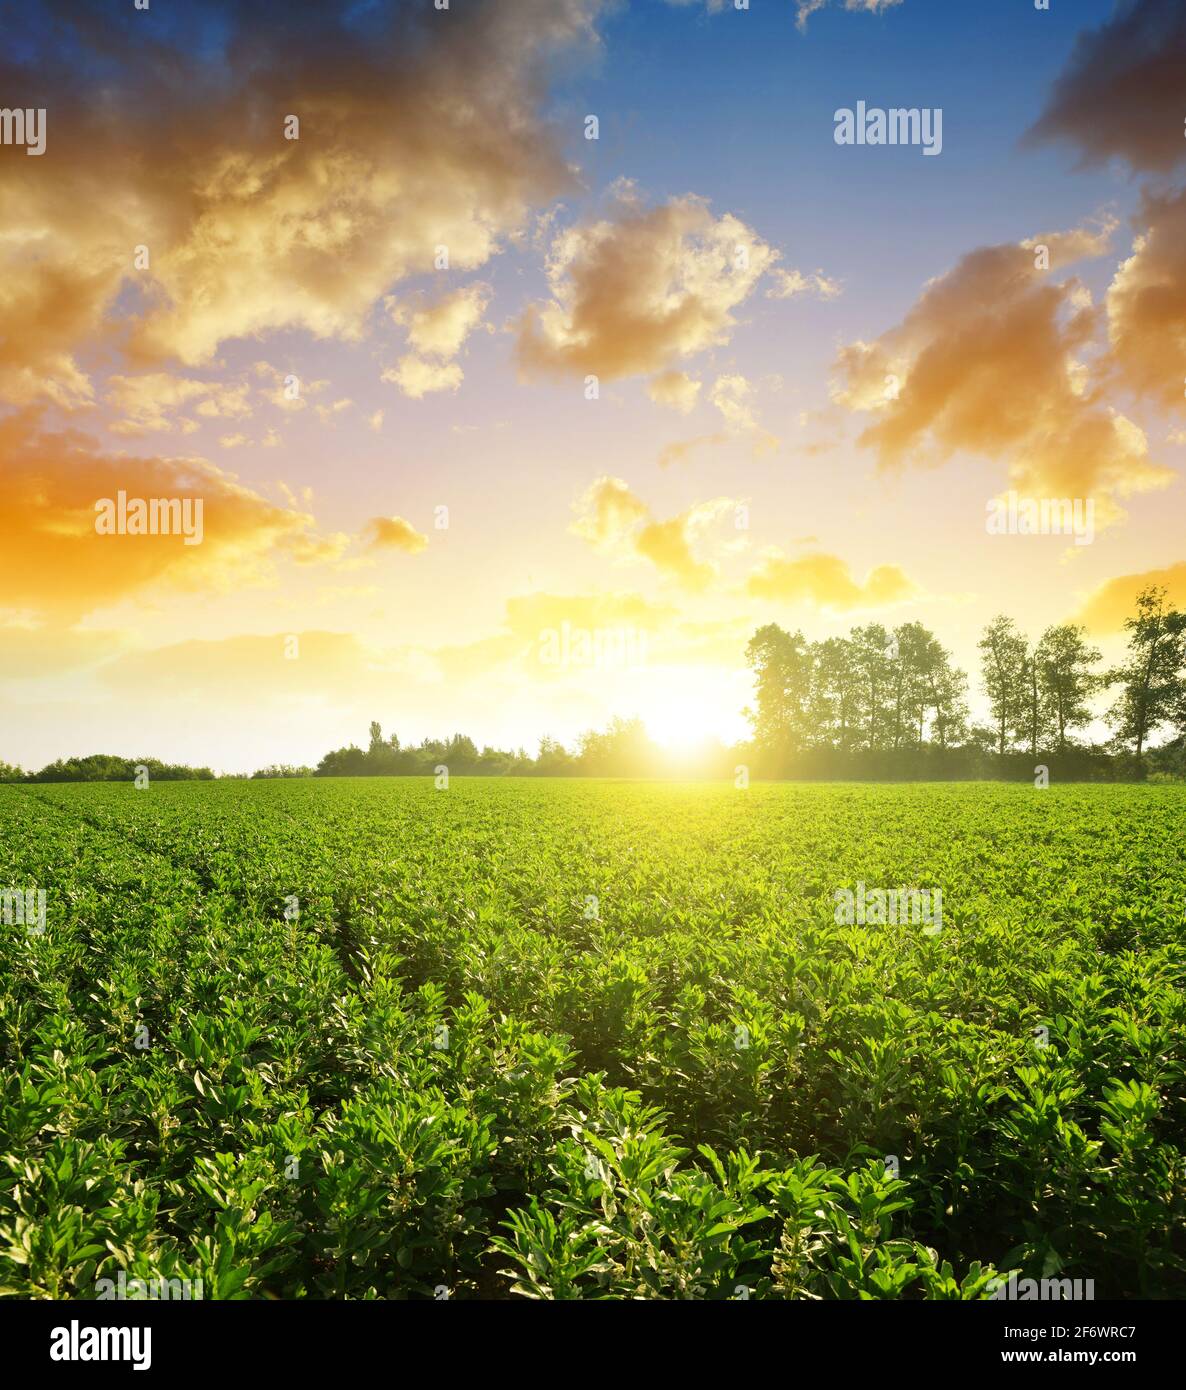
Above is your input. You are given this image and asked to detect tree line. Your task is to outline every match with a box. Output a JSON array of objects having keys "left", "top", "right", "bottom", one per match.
[
  {"left": 744, "top": 585, "right": 1186, "bottom": 779},
  {"left": 305, "top": 718, "right": 740, "bottom": 780},
  {"left": 0, "top": 754, "right": 215, "bottom": 784},
  {"left": 2, "top": 586, "right": 1182, "bottom": 783}
]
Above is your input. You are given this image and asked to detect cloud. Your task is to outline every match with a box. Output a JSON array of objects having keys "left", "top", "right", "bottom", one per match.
[
  {"left": 0, "top": 0, "right": 607, "bottom": 396},
  {"left": 796, "top": 0, "right": 904, "bottom": 32},
  {"left": 635, "top": 513, "right": 718, "bottom": 593},
  {"left": 1026, "top": 0, "right": 1186, "bottom": 174},
  {"left": 831, "top": 224, "right": 1172, "bottom": 529},
  {"left": 363, "top": 516, "right": 429, "bottom": 555},
  {"left": 383, "top": 282, "right": 491, "bottom": 397},
  {"left": 1076, "top": 562, "right": 1186, "bottom": 633},
  {"left": 0, "top": 411, "right": 335, "bottom": 624},
  {"left": 745, "top": 550, "right": 916, "bottom": 609},
  {"left": 766, "top": 268, "right": 842, "bottom": 300},
  {"left": 710, "top": 374, "right": 780, "bottom": 454},
  {"left": 570, "top": 476, "right": 652, "bottom": 549},
  {"left": 658, "top": 433, "right": 728, "bottom": 468},
  {"left": 392, "top": 283, "right": 491, "bottom": 359},
  {"left": 1106, "top": 187, "right": 1186, "bottom": 411},
  {"left": 517, "top": 187, "right": 775, "bottom": 381},
  {"left": 106, "top": 374, "right": 253, "bottom": 436},
  {"left": 382, "top": 357, "right": 465, "bottom": 399},
  {"left": 570, "top": 475, "right": 739, "bottom": 592},
  {"left": 315, "top": 399, "right": 354, "bottom": 424},
  {"left": 648, "top": 370, "right": 702, "bottom": 414}
]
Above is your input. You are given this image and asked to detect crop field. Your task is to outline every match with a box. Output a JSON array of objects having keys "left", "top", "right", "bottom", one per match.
[{"left": 1, "top": 778, "right": 1184, "bottom": 1300}]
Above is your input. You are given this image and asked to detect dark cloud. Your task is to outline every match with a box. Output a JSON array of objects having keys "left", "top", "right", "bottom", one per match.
[{"left": 1026, "top": 0, "right": 1186, "bottom": 173}]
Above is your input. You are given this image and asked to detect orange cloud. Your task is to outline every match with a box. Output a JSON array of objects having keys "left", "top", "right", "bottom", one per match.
[
  {"left": 1106, "top": 188, "right": 1186, "bottom": 412},
  {"left": 518, "top": 188, "right": 775, "bottom": 381},
  {"left": 831, "top": 226, "right": 1172, "bottom": 529},
  {"left": 745, "top": 550, "right": 916, "bottom": 610},
  {"left": 106, "top": 375, "right": 253, "bottom": 436},
  {"left": 0, "top": 412, "right": 332, "bottom": 623},
  {"left": 391, "top": 284, "right": 491, "bottom": 359},
  {"left": 709, "top": 374, "right": 779, "bottom": 455},
  {"left": 1076, "top": 562, "right": 1186, "bottom": 633},
  {"left": 570, "top": 476, "right": 651, "bottom": 549},
  {"left": 766, "top": 268, "right": 842, "bottom": 300},
  {"left": 0, "top": 0, "right": 605, "bottom": 399},
  {"left": 658, "top": 433, "right": 728, "bottom": 469},
  {"left": 363, "top": 516, "right": 429, "bottom": 554},
  {"left": 381, "top": 357, "right": 465, "bottom": 400},
  {"left": 570, "top": 476, "right": 740, "bottom": 591},
  {"left": 648, "top": 371, "right": 702, "bottom": 414}
]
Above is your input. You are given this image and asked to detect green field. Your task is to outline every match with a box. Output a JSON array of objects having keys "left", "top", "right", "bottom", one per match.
[{"left": 2, "top": 778, "right": 1184, "bottom": 1299}]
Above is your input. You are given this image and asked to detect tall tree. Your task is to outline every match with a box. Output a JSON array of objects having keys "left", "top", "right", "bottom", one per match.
[
  {"left": 1020, "top": 646, "right": 1046, "bottom": 760},
  {"left": 850, "top": 623, "right": 892, "bottom": 751},
  {"left": 1106, "top": 586, "right": 1186, "bottom": 759},
  {"left": 888, "top": 621, "right": 936, "bottom": 750},
  {"left": 744, "top": 624, "right": 814, "bottom": 763},
  {"left": 810, "top": 636, "right": 860, "bottom": 751},
  {"left": 927, "top": 649, "right": 969, "bottom": 751},
  {"left": 978, "top": 616, "right": 1028, "bottom": 757},
  {"left": 1035, "top": 624, "right": 1102, "bottom": 753}
]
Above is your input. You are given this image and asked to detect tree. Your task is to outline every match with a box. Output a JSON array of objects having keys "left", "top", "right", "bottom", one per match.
[
  {"left": 536, "top": 736, "right": 575, "bottom": 775},
  {"left": 1106, "top": 586, "right": 1186, "bottom": 759},
  {"left": 978, "top": 616, "right": 1028, "bottom": 757},
  {"left": 578, "top": 717, "right": 655, "bottom": 776},
  {"left": 927, "top": 652, "right": 969, "bottom": 752},
  {"left": 1019, "top": 644, "right": 1048, "bottom": 760},
  {"left": 887, "top": 621, "right": 937, "bottom": 750},
  {"left": 744, "top": 625, "right": 814, "bottom": 765},
  {"left": 315, "top": 744, "right": 369, "bottom": 776},
  {"left": 1035, "top": 624, "right": 1102, "bottom": 753},
  {"left": 850, "top": 623, "right": 893, "bottom": 751},
  {"left": 809, "top": 637, "right": 860, "bottom": 751}
]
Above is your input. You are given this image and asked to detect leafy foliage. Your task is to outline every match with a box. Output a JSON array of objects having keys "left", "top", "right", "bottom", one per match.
[{"left": 1, "top": 778, "right": 1184, "bottom": 1298}]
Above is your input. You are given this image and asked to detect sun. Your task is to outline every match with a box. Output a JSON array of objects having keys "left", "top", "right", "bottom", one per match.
[
  {"left": 649, "top": 706, "right": 716, "bottom": 753},
  {"left": 617, "top": 664, "right": 752, "bottom": 757},
  {"left": 636, "top": 681, "right": 746, "bottom": 754}
]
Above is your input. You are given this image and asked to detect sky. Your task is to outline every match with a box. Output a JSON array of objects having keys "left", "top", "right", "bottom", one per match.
[{"left": 2, "top": 0, "right": 1185, "bottom": 772}]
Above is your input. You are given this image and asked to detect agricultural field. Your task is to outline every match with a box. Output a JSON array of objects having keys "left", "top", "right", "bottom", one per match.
[{"left": 1, "top": 777, "right": 1184, "bottom": 1300}]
